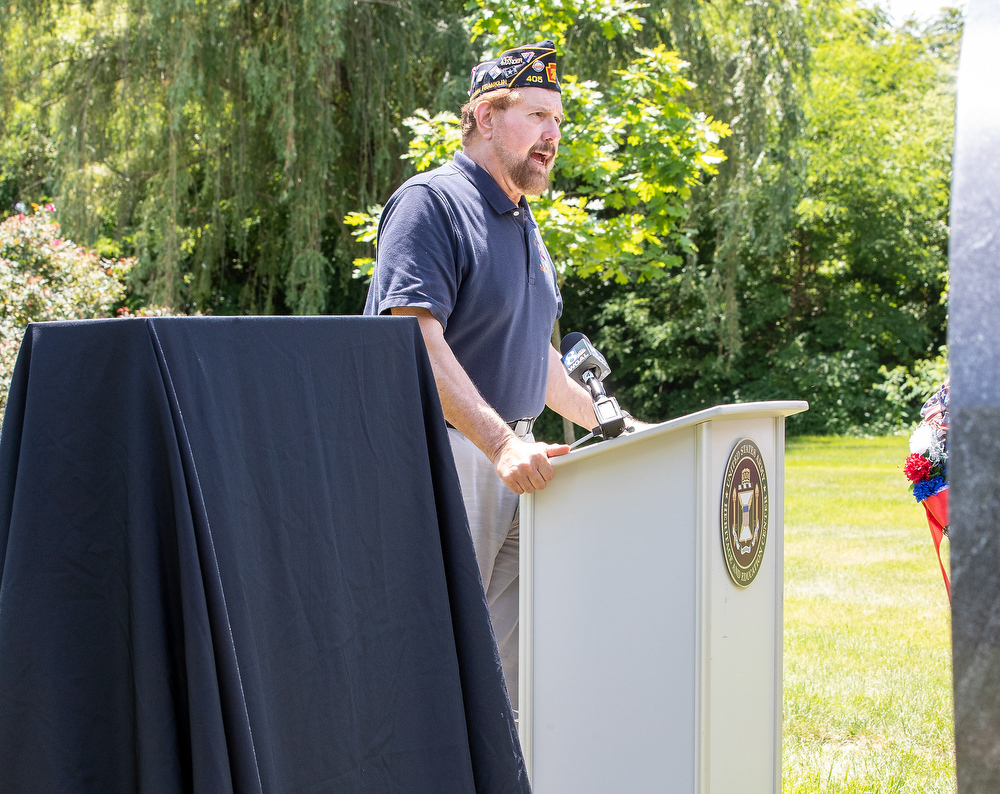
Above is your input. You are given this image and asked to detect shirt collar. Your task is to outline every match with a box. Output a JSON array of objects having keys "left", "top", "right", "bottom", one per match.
[{"left": 454, "top": 151, "right": 522, "bottom": 216}]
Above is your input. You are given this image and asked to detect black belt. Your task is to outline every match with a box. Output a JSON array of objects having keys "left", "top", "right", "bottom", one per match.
[{"left": 446, "top": 417, "right": 535, "bottom": 437}]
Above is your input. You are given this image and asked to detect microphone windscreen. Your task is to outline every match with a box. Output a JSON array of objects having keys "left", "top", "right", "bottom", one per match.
[{"left": 560, "top": 331, "right": 587, "bottom": 356}]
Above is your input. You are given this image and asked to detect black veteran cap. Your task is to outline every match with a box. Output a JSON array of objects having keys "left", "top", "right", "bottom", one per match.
[{"left": 468, "top": 40, "right": 560, "bottom": 101}]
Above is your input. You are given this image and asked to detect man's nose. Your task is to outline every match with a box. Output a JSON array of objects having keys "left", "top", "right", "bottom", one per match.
[{"left": 543, "top": 119, "right": 561, "bottom": 143}]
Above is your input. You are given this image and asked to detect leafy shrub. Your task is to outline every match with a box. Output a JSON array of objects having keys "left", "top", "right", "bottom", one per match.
[
  {"left": 874, "top": 347, "right": 949, "bottom": 430},
  {"left": 0, "top": 206, "right": 134, "bottom": 417}
]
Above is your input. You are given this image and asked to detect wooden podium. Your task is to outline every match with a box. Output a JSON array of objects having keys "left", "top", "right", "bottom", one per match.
[{"left": 518, "top": 401, "right": 807, "bottom": 793}]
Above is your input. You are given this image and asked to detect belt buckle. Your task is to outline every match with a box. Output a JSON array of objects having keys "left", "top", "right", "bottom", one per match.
[{"left": 509, "top": 417, "right": 534, "bottom": 437}]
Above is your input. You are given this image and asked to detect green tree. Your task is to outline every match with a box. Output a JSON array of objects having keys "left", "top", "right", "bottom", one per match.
[
  {"left": 652, "top": 0, "right": 810, "bottom": 356},
  {"left": 0, "top": 0, "right": 472, "bottom": 314},
  {"left": 574, "top": 2, "right": 957, "bottom": 435},
  {"left": 775, "top": 2, "right": 954, "bottom": 431},
  {"left": 1, "top": 0, "right": 957, "bottom": 436}
]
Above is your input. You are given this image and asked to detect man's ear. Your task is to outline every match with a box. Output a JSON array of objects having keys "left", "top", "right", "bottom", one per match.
[{"left": 474, "top": 100, "right": 496, "bottom": 141}]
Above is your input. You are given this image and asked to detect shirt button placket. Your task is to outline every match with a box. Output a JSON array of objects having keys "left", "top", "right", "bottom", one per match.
[{"left": 522, "top": 214, "right": 536, "bottom": 285}]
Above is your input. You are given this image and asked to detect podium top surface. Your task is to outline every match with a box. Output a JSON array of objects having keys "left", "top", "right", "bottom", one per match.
[{"left": 554, "top": 400, "right": 808, "bottom": 470}]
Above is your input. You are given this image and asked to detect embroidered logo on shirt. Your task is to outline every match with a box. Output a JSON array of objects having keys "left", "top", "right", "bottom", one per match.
[{"left": 532, "top": 228, "right": 550, "bottom": 273}]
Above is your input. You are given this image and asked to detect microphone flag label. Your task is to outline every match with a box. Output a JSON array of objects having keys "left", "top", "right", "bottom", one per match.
[
  {"left": 720, "top": 438, "right": 769, "bottom": 588},
  {"left": 562, "top": 342, "right": 588, "bottom": 374}
]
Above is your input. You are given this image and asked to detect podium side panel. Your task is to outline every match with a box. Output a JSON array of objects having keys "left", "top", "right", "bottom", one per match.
[
  {"left": 527, "top": 428, "right": 698, "bottom": 794},
  {"left": 705, "top": 418, "right": 782, "bottom": 794}
]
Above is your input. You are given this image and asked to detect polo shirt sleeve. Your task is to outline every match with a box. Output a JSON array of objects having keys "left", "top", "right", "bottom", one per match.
[{"left": 370, "top": 184, "right": 464, "bottom": 331}]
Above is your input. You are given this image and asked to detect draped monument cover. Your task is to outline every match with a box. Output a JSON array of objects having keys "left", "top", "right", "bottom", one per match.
[{"left": 0, "top": 316, "right": 529, "bottom": 793}]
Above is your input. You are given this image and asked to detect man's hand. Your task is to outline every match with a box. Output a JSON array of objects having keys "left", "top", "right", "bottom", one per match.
[{"left": 491, "top": 435, "right": 570, "bottom": 495}]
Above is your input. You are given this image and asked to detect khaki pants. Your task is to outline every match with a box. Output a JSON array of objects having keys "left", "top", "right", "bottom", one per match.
[{"left": 447, "top": 427, "right": 525, "bottom": 713}]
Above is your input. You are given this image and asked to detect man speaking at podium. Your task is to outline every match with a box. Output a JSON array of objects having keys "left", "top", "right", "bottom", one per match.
[{"left": 364, "top": 40, "right": 626, "bottom": 711}]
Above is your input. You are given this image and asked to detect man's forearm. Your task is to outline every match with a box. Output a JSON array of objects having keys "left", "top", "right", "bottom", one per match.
[
  {"left": 424, "top": 340, "right": 516, "bottom": 463},
  {"left": 390, "top": 306, "right": 569, "bottom": 494},
  {"left": 393, "top": 308, "right": 514, "bottom": 460}
]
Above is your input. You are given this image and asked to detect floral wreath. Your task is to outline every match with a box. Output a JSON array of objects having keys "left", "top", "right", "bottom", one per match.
[{"left": 903, "top": 378, "right": 950, "bottom": 600}]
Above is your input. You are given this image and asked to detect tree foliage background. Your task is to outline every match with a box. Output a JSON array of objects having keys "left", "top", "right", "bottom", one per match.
[{"left": 0, "top": 0, "right": 960, "bottom": 435}]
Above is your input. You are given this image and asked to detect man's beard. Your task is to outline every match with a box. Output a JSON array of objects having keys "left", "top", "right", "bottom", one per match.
[
  {"left": 500, "top": 145, "right": 555, "bottom": 196},
  {"left": 496, "top": 137, "right": 556, "bottom": 196}
]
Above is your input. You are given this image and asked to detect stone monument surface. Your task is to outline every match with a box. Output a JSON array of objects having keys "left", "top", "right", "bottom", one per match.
[{"left": 949, "top": 1, "right": 1000, "bottom": 789}]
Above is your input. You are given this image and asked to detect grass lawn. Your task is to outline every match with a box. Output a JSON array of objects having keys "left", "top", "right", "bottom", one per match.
[{"left": 783, "top": 435, "right": 955, "bottom": 793}]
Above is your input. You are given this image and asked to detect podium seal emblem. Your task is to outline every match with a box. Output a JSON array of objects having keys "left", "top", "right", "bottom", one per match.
[{"left": 721, "top": 438, "right": 769, "bottom": 587}]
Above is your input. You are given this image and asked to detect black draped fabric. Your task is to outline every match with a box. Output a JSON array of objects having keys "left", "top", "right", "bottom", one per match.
[{"left": 0, "top": 317, "right": 530, "bottom": 794}]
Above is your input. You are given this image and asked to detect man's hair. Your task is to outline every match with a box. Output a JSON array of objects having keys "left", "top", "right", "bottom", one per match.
[{"left": 460, "top": 89, "right": 522, "bottom": 147}]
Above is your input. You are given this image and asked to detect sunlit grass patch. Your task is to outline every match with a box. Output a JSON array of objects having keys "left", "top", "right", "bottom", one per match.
[{"left": 783, "top": 436, "right": 954, "bottom": 793}]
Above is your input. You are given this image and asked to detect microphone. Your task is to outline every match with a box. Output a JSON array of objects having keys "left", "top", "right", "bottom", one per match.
[
  {"left": 560, "top": 332, "right": 628, "bottom": 441},
  {"left": 560, "top": 332, "right": 611, "bottom": 391}
]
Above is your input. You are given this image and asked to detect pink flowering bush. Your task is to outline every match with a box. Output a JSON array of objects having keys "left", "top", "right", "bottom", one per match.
[{"left": 0, "top": 206, "right": 135, "bottom": 416}]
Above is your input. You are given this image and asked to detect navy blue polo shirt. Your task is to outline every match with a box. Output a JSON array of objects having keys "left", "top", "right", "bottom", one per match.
[{"left": 364, "top": 151, "right": 562, "bottom": 421}]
